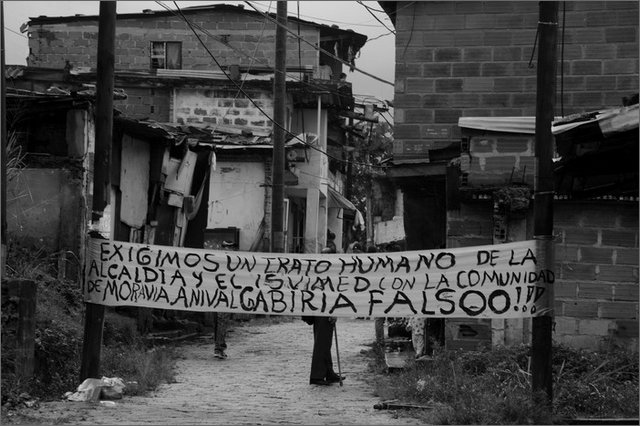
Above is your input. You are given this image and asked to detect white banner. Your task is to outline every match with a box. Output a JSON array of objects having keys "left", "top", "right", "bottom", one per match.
[{"left": 83, "top": 238, "right": 553, "bottom": 318}]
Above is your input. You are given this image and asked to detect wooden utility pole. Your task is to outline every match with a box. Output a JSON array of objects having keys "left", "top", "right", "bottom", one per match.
[
  {"left": 271, "top": 1, "right": 287, "bottom": 253},
  {"left": 1, "top": 2, "right": 7, "bottom": 277},
  {"left": 80, "top": 1, "right": 116, "bottom": 381},
  {"left": 531, "top": 1, "right": 558, "bottom": 405}
]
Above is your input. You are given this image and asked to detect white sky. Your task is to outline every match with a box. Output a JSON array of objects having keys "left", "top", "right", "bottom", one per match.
[{"left": 2, "top": 1, "right": 396, "bottom": 104}]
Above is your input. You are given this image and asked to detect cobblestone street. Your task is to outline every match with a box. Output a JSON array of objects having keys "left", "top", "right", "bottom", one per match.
[{"left": 59, "top": 317, "right": 421, "bottom": 425}]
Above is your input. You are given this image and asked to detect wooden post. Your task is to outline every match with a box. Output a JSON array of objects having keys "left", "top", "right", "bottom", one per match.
[
  {"left": 532, "top": 1, "right": 558, "bottom": 405},
  {"left": 80, "top": 1, "right": 116, "bottom": 381},
  {"left": 344, "top": 117, "right": 354, "bottom": 250},
  {"left": 14, "top": 280, "right": 37, "bottom": 378},
  {"left": 1, "top": 2, "right": 7, "bottom": 277},
  {"left": 271, "top": 1, "right": 287, "bottom": 254}
]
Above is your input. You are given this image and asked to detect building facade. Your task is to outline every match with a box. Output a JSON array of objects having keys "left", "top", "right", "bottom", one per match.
[
  {"left": 20, "top": 3, "right": 368, "bottom": 255},
  {"left": 377, "top": 1, "right": 638, "bottom": 351}
]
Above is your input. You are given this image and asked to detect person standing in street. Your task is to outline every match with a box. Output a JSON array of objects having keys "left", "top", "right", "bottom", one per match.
[
  {"left": 213, "top": 240, "right": 237, "bottom": 359},
  {"left": 303, "top": 244, "right": 345, "bottom": 386}
]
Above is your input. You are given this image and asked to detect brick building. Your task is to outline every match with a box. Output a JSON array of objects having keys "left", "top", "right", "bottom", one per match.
[
  {"left": 376, "top": 1, "right": 638, "bottom": 351},
  {"left": 18, "top": 3, "right": 369, "bottom": 256},
  {"left": 25, "top": 3, "right": 363, "bottom": 122}
]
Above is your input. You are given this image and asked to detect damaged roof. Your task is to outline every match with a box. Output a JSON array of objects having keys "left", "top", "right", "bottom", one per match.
[
  {"left": 6, "top": 86, "right": 311, "bottom": 152},
  {"left": 457, "top": 100, "right": 639, "bottom": 200},
  {"left": 115, "top": 116, "right": 311, "bottom": 151},
  {"left": 551, "top": 102, "right": 638, "bottom": 199}
]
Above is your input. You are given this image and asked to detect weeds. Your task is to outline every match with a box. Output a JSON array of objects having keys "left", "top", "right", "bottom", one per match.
[
  {"left": 1, "top": 242, "right": 178, "bottom": 408},
  {"left": 101, "top": 344, "right": 177, "bottom": 395},
  {"left": 371, "top": 343, "right": 638, "bottom": 424}
]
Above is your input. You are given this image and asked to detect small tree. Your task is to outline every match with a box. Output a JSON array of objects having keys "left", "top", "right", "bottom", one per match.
[{"left": 348, "top": 118, "right": 394, "bottom": 246}]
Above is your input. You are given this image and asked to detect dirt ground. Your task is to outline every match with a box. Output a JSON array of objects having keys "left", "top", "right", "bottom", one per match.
[{"left": 3, "top": 317, "right": 422, "bottom": 425}]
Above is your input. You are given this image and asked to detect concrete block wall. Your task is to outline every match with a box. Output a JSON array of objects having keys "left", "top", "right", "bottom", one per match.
[
  {"left": 393, "top": 1, "right": 639, "bottom": 161},
  {"left": 114, "top": 87, "right": 172, "bottom": 122},
  {"left": 28, "top": 10, "right": 319, "bottom": 71},
  {"left": 447, "top": 199, "right": 639, "bottom": 351},
  {"left": 462, "top": 132, "right": 536, "bottom": 187},
  {"left": 554, "top": 201, "right": 639, "bottom": 351},
  {"left": 447, "top": 201, "right": 494, "bottom": 248},
  {"left": 173, "top": 88, "right": 274, "bottom": 131}
]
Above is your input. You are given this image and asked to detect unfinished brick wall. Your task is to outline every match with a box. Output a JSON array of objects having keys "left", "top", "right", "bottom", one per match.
[
  {"left": 113, "top": 87, "right": 171, "bottom": 122},
  {"left": 393, "top": 1, "right": 639, "bottom": 161},
  {"left": 447, "top": 199, "right": 639, "bottom": 351},
  {"left": 446, "top": 201, "right": 495, "bottom": 351},
  {"left": 447, "top": 201, "right": 494, "bottom": 248},
  {"left": 460, "top": 130, "right": 536, "bottom": 187},
  {"left": 173, "top": 88, "right": 275, "bottom": 130},
  {"left": 554, "top": 201, "right": 639, "bottom": 351},
  {"left": 27, "top": 9, "right": 319, "bottom": 71}
]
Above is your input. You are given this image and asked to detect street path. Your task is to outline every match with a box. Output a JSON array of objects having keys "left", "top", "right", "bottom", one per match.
[{"left": 59, "top": 317, "right": 420, "bottom": 425}]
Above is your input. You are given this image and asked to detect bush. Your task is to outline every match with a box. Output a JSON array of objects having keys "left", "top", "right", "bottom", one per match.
[{"left": 370, "top": 343, "right": 638, "bottom": 424}]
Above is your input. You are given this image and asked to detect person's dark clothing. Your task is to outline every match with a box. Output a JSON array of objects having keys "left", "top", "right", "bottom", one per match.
[{"left": 309, "top": 317, "right": 339, "bottom": 383}]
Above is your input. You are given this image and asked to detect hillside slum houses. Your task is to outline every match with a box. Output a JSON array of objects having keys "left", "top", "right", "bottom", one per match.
[
  {"left": 5, "top": 4, "right": 375, "bottom": 328},
  {"left": 6, "top": 4, "right": 373, "bottom": 259},
  {"left": 6, "top": 2, "right": 638, "bottom": 352},
  {"left": 372, "top": 1, "right": 638, "bottom": 352}
]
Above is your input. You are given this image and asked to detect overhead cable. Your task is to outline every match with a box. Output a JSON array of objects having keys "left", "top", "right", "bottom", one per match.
[
  {"left": 155, "top": 1, "right": 385, "bottom": 103},
  {"left": 243, "top": 1, "right": 394, "bottom": 86},
  {"left": 171, "top": 1, "right": 387, "bottom": 170},
  {"left": 356, "top": 1, "right": 395, "bottom": 34}
]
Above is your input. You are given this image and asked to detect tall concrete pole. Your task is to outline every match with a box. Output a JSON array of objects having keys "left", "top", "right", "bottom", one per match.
[
  {"left": 271, "top": 1, "right": 287, "bottom": 253},
  {"left": 80, "top": 1, "right": 116, "bottom": 381},
  {"left": 532, "top": 1, "right": 558, "bottom": 405}
]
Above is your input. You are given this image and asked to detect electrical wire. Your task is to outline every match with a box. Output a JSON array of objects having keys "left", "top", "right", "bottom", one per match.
[
  {"left": 379, "top": 112, "right": 393, "bottom": 127},
  {"left": 155, "top": 1, "right": 386, "bottom": 105},
  {"left": 355, "top": 2, "right": 387, "bottom": 14},
  {"left": 171, "top": 1, "right": 386, "bottom": 170},
  {"left": 249, "top": 0, "right": 416, "bottom": 26},
  {"left": 210, "top": 2, "right": 273, "bottom": 134},
  {"left": 157, "top": 1, "right": 386, "bottom": 114},
  {"left": 161, "top": 2, "right": 387, "bottom": 133},
  {"left": 243, "top": 1, "right": 394, "bottom": 86},
  {"left": 247, "top": 0, "right": 387, "bottom": 28},
  {"left": 356, "top": 1, "right": 395, "bottom": 35},
  {"left": 528, "top": 27, "right": 539, "bottom": 69},
  {"left": 364, "top": 31, "right": 394, "bottom": 43},
  {"left": 401, "top": 2, "right": 416, "bottom": 61},
  {"left": 4, "top": 26, "right": 27, "bottom": 38}
]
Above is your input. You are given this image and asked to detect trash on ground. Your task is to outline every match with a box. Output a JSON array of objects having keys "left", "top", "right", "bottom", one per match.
[{"left": 65, "top": 377, "right": 127, "bottom": 402}]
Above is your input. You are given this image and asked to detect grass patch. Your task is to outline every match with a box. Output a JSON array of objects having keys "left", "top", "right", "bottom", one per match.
[
  {"left": 369, "top": 342, "right": 638, "bottom": 424},
  {"left": 101, "top": 344, "right": 177, "bottom": 395},
  {"left": 1, "top": 242, "right": 178, "bottom": 408}
]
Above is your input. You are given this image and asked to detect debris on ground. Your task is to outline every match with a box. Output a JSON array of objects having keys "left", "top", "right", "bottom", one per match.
[{"left": 64, "top": 377, "right": 127, "bottom": 402}]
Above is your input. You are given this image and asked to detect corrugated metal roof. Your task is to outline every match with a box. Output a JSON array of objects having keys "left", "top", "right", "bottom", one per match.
[
  {"left": 552, "top": 104, "right": 639, "bottom": 137},
  {"left": 458, "top": 106, "right": 638, "bottom": 138},
  {"left": 458, "top": 116, "right": 537, "bottom": 134},
  {"left": 114, "top": 117, "right": 310, "bottom": 151}
]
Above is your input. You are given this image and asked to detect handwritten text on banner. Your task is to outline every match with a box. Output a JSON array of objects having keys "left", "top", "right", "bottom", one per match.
[{"left": 83, "top": 238, "right": 553, "bottom": 318}]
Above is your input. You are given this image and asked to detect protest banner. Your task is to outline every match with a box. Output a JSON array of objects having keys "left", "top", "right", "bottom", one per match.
[{"left": 83, "top": 238, "right": 553, "bottom": 318}]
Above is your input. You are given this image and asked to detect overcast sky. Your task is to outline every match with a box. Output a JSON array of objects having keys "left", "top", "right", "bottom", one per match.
[{"left": 2, "top": 1, "right": 395, "bottom": 104}]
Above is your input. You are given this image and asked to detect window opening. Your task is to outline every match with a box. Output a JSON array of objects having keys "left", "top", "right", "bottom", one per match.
[{"left": 151, "top": 41, "right": 182, "bottom": 69}]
